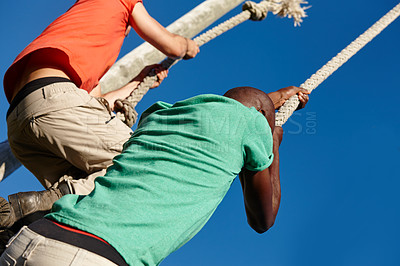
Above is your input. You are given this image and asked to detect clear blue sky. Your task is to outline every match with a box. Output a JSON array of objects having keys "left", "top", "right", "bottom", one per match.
[{"left": 1, "top": 0, "right": 400, "bottom": 265}]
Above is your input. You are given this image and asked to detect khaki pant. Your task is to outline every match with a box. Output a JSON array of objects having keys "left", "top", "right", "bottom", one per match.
[
  {"left": 0, "top": 226, "right": 117, "bottom": 266},
  {"left": 6, "top": 82, "right": 132, "bottom": 195}
]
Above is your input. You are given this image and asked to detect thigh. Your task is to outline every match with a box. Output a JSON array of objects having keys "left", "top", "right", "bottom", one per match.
[
  {"left": 8, "top": 89, "right": 132, "bottom": 189},
  {"left": 63, "top": 169, "right": 106, "bottom": 195},
  {"left": 7, "top": 118, "right": 75, "bottom": 189},
  {"left": 31, "top": 94, "right": 132, "bottom": 173}
]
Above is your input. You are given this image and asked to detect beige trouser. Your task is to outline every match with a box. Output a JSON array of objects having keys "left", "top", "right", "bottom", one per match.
[
  {"left": 6, "top": 82, "right": 132, "bottom": 195},
  {"left": 0, "top": 226, "right": 118, "bottom": 266}
]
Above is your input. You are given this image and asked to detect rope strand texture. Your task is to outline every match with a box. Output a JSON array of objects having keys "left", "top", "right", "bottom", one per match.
[
  {"left": 275, "top": 2, "right": 400, "bottom": 126},
  {"left": 114, "top": 0, "right": 308, "bottom": 127}
]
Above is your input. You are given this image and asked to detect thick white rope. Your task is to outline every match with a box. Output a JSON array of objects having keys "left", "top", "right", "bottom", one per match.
[
  {"left": 115, "top": 0, "right": 308, "bottom": 127},
  {"left": 275, "top": 2, "right": 400, "bottom": 126}
]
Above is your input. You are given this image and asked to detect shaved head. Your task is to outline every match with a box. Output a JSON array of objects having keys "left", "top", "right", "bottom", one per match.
[{"left": 224, "top": 87, "right": 275, "bottom": 130}]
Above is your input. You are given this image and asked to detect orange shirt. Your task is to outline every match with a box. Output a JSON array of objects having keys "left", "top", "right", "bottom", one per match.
[{"left": 4, "top": 0, "right": 142, "bottom": 103}]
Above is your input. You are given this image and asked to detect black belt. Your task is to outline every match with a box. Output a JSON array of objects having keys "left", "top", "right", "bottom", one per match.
[
  {"left": 28, "top": 218, "right": 128, "bottom": 266},
  {"left": 6, "top": 77, "right": 73, "bottom": 119}
]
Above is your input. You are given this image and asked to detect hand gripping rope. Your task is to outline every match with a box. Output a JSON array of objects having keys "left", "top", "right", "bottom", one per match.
[{"left": 275, "top": 2, "right": 400, "bottom": 126}]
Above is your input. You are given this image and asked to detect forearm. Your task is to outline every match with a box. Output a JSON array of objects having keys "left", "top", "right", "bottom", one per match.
[
  {"left": 267, "top": 91, "right": 284, "bottom": 109},
  {"left": 92, "top": 81, "right": 140, "bottom": 111},
  {"left": 268, "top": 86, "right": 310, "bottom": 110},
  {"left": 165, "top": 34, "right": 188, "bottom": 59}
]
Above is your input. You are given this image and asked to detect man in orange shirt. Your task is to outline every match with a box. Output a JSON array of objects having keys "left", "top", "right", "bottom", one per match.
[{"left": 0, "top": 0, "right": 199, "bottom": 233}]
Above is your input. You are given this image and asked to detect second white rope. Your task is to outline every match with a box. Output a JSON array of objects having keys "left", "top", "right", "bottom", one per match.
[{"left": 275, "top": 2, "right": 400, "bottom": 126}]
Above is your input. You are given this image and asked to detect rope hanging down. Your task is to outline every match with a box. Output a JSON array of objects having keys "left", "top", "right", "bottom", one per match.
[
  {"left": 275, "top": 2, "right": 400, "bottom": 126},
  {"left": 114, "top": 0, "right": 309, "bottom": 127}
]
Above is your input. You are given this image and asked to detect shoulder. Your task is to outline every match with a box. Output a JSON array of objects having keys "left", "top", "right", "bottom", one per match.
[
  {"left": 118, "top": 0, "right": 143, "bottom": 13},
  {"left": 173, "top": 94, "right": 248, "bottom": 110},
  {"left": 136, "top": 101, "right": 173, "bottom": 126}
]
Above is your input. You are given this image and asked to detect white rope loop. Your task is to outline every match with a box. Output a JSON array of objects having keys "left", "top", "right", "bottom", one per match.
[{"left": 275, "top": 2, "right": 400, "bottom": 126}]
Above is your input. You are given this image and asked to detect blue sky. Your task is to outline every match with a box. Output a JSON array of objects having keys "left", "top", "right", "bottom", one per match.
[{"left": 1, "top": 0, "right": 399, "bottom": 265}]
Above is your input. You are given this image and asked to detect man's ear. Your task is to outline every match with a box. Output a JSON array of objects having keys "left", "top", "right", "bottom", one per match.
[{"left": 258, "top": 109, "right": 266, "bottom": 117}]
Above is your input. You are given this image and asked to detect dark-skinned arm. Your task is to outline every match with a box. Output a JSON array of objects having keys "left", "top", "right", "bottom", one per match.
[
  {"left": 268, "top": 86, "right": 310, "bottom": 110},
  {"left": 239, "top": 126, "right": 283, "bottom": 233}
]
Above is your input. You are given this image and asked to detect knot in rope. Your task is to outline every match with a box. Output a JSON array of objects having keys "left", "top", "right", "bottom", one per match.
[
  {"left": 242, "top": 1, "right": 268, "bottom": 21},
  {"left": 114, "top": 98, "right": 138, "bottom": 128},
  {"left": 111, "top": 0, "right": 310, "bottom": 128},
  {"left": 113, "top": 58, "right": 178, "bottom": 128}
]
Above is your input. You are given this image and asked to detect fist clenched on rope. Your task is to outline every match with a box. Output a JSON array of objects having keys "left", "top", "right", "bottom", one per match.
[
  {"left": 135, "top": 64, "right": 169, "bottom": 89},
  {"left": 267, "top": 86, "right": 310, "bottom": 110},
  {"left": 112, "top": 64, "right": 168, "bottom": 127},
  {"left": 90, "top": 64, "right": 168, "bottom": 113},
  {"left": 183, "top": 38, "right": 200, "bottom": 60}
]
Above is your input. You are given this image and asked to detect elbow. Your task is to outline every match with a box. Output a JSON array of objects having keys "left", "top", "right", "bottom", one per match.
[
  {"left": 251, "top": 225, "right": 268, "bottom": 234},
  {"left": 248, "top": 216, "right": 276, "bottom": 234}
]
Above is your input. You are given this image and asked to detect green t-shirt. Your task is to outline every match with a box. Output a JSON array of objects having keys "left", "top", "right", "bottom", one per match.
[{"left": 47, "top": 94, "right": 274, "bottom": 265}]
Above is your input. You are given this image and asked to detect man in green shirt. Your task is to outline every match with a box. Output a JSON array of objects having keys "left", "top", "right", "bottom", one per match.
[{"left": 0, "top": 86, "right": 309, "bottom": 265}]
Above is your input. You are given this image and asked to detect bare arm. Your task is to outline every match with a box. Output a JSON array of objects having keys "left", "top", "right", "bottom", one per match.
[
  {"left": 89, "top": 65, "right": 168, "bottom": 110},
  {"left": 239, "top": 127, "right": 283, "bottom": 233},
  {"left": 268, "top": 86, "right": 310, "bottom": 110},
  {"left": 130, "top": 3, "right": 199, "bottom": 59},
  {"left": 91, "top": 4, "right": 199, "bottom": 108}
]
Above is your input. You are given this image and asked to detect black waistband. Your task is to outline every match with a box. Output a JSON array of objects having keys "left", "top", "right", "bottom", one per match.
[
  {"left": 28, "top": 218, "right": 128, "bottom": 266},
  {"left": 6, "top": 77, "right": 73, "bottom": 119}
]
